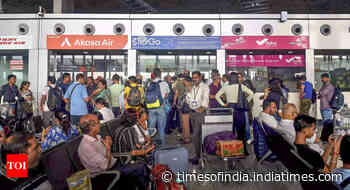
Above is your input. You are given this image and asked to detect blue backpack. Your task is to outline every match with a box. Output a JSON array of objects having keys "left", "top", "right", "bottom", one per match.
[
  {"left": 145, "top": 81, "right": 163, "bottom": 109},
  {"left": 330, "top": 85, "right": 344, "bottom": 111}
]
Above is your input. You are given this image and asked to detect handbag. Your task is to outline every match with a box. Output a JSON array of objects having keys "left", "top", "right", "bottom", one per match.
[
  {"left": 65, "top": 84, "right": 79, "bottom": 112},
  {"left": 236, "top": 84, "right": 249, "bottom": 111}
]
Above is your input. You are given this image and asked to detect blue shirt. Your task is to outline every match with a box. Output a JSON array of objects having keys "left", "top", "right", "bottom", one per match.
[
  {"left": 332, "top": 168, "right": 350, "bottom": 190},
  {"left": 41, "top": 125, "right": 80, "bottom": 152},
  {"left": 64, "top": 82, "right": 89, "bottom": 116},
  {"left": 303, "top": 81, "right": 313, "bottom": 99},
  {"left": 60, "top": 83, "right": 71, "bottom": 95}
]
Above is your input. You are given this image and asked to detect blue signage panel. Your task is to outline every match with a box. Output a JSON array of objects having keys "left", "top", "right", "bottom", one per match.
[{"left": 131, "top": 36, "right": 221, "bottom": 50}]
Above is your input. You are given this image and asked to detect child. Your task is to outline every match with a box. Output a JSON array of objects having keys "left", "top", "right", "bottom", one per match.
[{"left": 95, "top": 98, "right": 115, "bottom": 123}]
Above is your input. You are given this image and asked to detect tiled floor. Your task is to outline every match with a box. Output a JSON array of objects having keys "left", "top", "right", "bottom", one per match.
[{"left": 164, "top": 132, "right": 304, "bottom": 190}]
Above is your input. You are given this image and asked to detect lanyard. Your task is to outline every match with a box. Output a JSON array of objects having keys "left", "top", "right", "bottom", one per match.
[{"left": 193, "top": 85, "right": 200, "bottom": 101}]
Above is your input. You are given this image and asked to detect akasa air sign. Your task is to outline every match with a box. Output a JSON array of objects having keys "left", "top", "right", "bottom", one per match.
[{"left": 47, "top": 35, "right": 128, "bottom": 50}]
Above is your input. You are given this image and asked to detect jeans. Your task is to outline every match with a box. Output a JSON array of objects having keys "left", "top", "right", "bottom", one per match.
[
  {"left": 112, "top": 107, "right": 121, "bottom": 118},
  {"left": 148, "top": 107, "right": 167, "bottom": 145},
  {"left": 321, "top": 108, "right": 333, "bottom": 122},
  {"left": 71, "top": 115, "right": 82, "bottom": 126},
  {"left": 244, "top": 111, "right": 251, "bottom": 140}
]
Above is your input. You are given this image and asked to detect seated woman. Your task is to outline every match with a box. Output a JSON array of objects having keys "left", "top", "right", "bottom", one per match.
[
  {"left": 132, "top": 108, "right": 157, "bottom": 150},
  {"left": 294, "top": 115, "right": 340, "bottom": 173},
  {"left": 41, "top": 112, "right": 80, "bottom": 152},
  {"left": 95, "top": 98, "right": 115, "bottom": 123}
]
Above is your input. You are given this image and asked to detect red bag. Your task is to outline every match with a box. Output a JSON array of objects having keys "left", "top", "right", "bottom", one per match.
[{"left": 152, "top": 164, "right": 187, "bottom": 190}]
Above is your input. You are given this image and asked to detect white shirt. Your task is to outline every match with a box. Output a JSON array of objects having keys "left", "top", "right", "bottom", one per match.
[
  {"left": 258, "top": 112, "right": 279, "bottom": 129},
  {"left": 154, "top": 78, "right": 170, "bottom": 99},
  {"left": 98, "top": 107, "right": 115, "bottom": 123},
  {"left": 186, "top": 82, "right": 210, "bottom": 110},
  {"left": 279, "top": 119, "right": 296, "bottom": 144},
  {"left": 133, "top": 123, "right": 150, "bottom": 144},
  {"left": 41, "top": 84, "right": 56, "bottom": 112}
]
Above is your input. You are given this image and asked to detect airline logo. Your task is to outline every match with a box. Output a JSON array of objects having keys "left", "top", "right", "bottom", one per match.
[
  {"left": 47, "top": 35, "right": 128, "bottom": 50},
  {"left": 256, "top": 38, "right": 277, "bottom": 47},
  {"left": 61, "top": 37, "right": 72, "bottom": 47},
  {"left": 222, "top": 36, "right": 309, "bottom": 49},
  {"left": 256, "top": 38, "right": 268, "bottom": 46},
  {"left": 286, "top": 56, "right": 302, "bottom": 64}
]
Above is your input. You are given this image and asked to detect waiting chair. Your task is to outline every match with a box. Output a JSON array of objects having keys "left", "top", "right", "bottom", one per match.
[
  {"left": 41, "top": 135, "right": 131, "bottom": 190},
  {"left": 252, "top": 119, "right": 278, "bottom": 165},
  {"left": 260, "top": 122, "right": 341, "bottom": 190}
]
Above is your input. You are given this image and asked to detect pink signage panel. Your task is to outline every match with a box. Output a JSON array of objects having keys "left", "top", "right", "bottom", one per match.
[
  {"left": 226, "top": 55, "right": 305, "bottom": 67},
  {"left": 221, "top": 36, "right": 309, "bottom": 49}
]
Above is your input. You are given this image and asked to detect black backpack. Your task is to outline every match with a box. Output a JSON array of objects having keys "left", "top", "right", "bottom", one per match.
[
  {"left": 127, "top": 86, "right": 142, "bottom": 107},
  {"left": 330, "top": 85, "right": 345, "bottom": 111},
  {"left": 47, "top": 86, "right": 63, "bottom": 112}
]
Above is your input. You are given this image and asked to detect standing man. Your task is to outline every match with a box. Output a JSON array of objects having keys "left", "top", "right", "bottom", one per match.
[
  {"left": 319, "top": 73, "right": 335, "bottom": 122},
  {"left": 146, "top": 68, "right": 170, "bottom": 146},
  {"left": 0, "top": 74, "right": 23, "bottom": 116},
  {"left": 187, "top": 71, "right": 209, "bottom": 165},
  {"left": 299, "top": 75, "right": 313, "bottom": 116},
  {"left": 209, "top": 74, "right": 221, "bottom": 108},
  {"left": 108, "top": 74, "right": 124, "bottom": 118},
  {"left": 64, "top": 74, "right": 94, "bottom": 125},
  {"left": 221, "top": 74, "right": 229, "bottom": 88},
  {"left": 40, "top": 76, "right": 58, "bottom": 127},
  {"left": 87, "top": 77, "right": 97, "bottom": 113},
  {"left": 59, "top": 73, "right": 71, "bottom": 95},
  {"left": 59, "top": 73, "right": 71, "bottom": 113}
]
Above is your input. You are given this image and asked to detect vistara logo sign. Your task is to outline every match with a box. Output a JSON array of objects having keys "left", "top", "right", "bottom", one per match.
[
  {"left": 61, "top": 37, "right": 72, "bottom": 47},
  {"left": 6, "top": 154, "right": 28, "bottom": 178}
]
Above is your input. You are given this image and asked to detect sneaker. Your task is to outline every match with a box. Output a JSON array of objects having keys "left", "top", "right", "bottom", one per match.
[
  {"left": 149, "top": 128, "right": 157, "bottom": 138},
  {"left": 247, "top": 139, "right": 253, "bottom": 144}
]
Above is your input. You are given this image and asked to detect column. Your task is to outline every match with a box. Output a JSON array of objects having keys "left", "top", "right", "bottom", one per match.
[
  {"left": 53, "top": 0, "right": 62, "bottom": 13},
  {"left": 217, "top": 49, "right": 226, "bottom": 75},
  {"left": 0, "top": 0, "right": 3, "bottom": 13},
  {"left": 306, "top": 49, "right": 315, "bottom": 85},
  {"left": 128, "top": 49, "right": 137, "bottom": 76},
  {"left": 53, "top": 0, "right": 74, "bottom": 13}
]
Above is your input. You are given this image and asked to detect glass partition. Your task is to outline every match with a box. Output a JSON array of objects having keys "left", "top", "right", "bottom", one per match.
[
  {"left": 315, "top": 55, "right": 350, "bottom": 91},
  {"left": 137, "top": 52, "right": 217, "bottom": 81},
  {"left": 0, "top": 51, "right": 28, "bottom": 87},
  {"left": 48, "top": 51, "right": 127, "bottom": 84}
]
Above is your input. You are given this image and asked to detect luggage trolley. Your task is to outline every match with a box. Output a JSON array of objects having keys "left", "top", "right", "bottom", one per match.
[{"left": 200, "top": 108, "right": 245, "bottom": 169}]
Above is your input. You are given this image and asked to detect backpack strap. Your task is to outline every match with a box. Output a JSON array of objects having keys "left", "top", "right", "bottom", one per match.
[
  {"left": 340, "top": 176, "right": 350, "bottom": 188},
  {"left": 68, "top": 84, "right": 79, "bottom": 100}
]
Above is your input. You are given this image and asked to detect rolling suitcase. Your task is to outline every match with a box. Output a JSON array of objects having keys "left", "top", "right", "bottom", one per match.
[{"left": 153, "top": 146, "right": 189, "bottom": 173}]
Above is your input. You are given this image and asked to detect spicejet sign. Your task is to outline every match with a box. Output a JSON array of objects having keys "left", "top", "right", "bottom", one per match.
[{"left": 47, "top": 35, "right": 128, "bottom": 50}]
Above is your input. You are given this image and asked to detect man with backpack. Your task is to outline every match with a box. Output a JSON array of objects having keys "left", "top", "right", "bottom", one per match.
[
  {"left": 145, "top": 68, "right": 170, "bottom": 146},
  {"left": 41, "top": 76, "right": 62, "bottom": 127},
  {"left": 64, "top": 74, "right": 95, "bottom": 126},
  {"left": 299, "top": 75, "right": 314, "bottom": 116},
  {"left": 319, "top": 73, "right": 335, "bottom": 122},
  {"left": 124, "top": 76, "right": 144, "bottom": 111}
]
